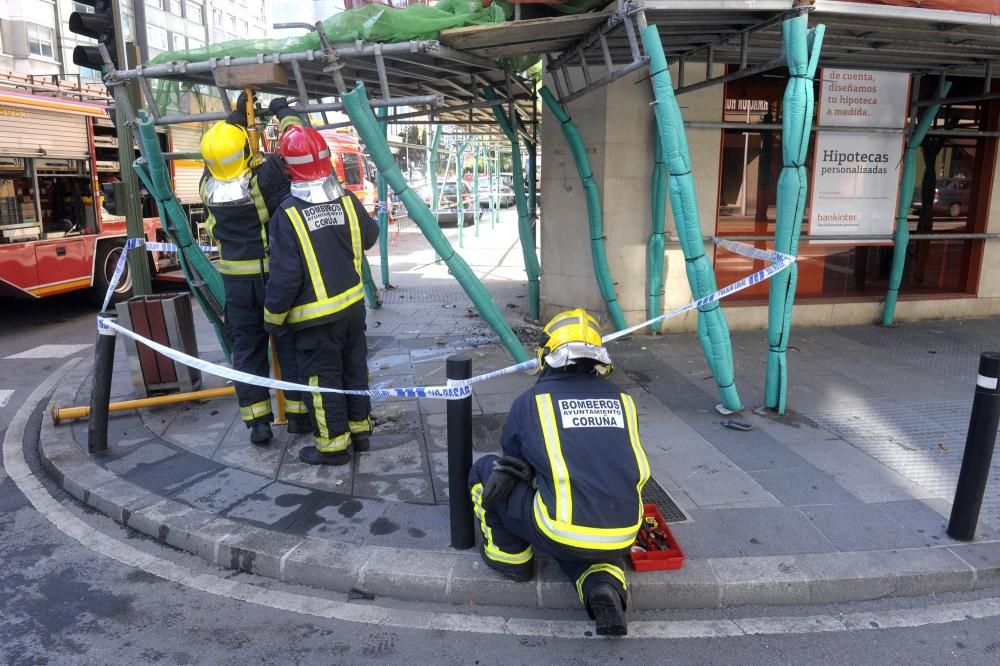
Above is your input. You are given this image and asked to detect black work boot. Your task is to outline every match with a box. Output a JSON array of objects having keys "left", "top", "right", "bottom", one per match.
[
  {"left": 299, "top": 445, "right": 350, "bottom": 466},
  {"left": 286, "top": 413, "right": 313, "bottom": 435},
  {"left": 587, "top": 583, "right": 627, "bottom": 636},
  {"left": 479, "top": 544, "right": 534, "bottom": 582},
  {"left": 250, "top": 421, "right": 273, "bottom": 446},
  {"left": 351, "top": 432, "right": 371, "bottom": 452}
]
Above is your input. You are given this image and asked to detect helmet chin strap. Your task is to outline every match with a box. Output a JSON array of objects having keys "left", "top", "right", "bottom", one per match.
[{"left": 290, "top": 175, "right": 347, "bottom": 204}]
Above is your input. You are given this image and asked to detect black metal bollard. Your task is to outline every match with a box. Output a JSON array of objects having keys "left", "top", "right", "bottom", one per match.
[
  {"left": 87, "top": 316, "right": 117, "bottom": 455},
  {"left": 446, "top": 354, "right": 474, "bottom": 550},
  {"left": 947, "top": 352, "right": 1000, "bottom": 541}
]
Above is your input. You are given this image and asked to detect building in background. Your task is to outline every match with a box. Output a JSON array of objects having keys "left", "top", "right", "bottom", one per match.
[{"left": 0, "top": 0, "right": 271, "bottom": 79}]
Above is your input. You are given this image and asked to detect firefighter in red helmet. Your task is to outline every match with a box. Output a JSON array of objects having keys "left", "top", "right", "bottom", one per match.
[{"left": 264, "top": 125, "right": 379, "bottom": 466}]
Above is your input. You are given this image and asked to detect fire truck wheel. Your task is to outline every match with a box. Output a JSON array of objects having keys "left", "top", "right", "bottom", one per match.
[{"left": 90, "top": 239, "right": 133, "bottom": 307}]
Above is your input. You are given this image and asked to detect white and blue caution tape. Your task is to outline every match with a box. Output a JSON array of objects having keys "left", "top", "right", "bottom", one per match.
[
  {"left": 97, "top": 238, "right": 796, "bottom": 400},
  {"left": 97, "top": 316, "right": 472, "bottom": 400},
  {"left": 100, "top": 238, "right": 216, "bottom": 313}
]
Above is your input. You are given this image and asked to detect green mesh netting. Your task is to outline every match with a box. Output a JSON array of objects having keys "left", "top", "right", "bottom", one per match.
[{"left": 149, "top": 0, "right": 506, "bottom": 65}]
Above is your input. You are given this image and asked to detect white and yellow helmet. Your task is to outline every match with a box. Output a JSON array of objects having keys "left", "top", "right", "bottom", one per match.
[{"left": 538, "top": 308, "right": 612, "bottom": 375}]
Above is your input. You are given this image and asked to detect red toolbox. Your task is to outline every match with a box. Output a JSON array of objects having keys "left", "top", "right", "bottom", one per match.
[{"left": 628, "top": 502, "right": 685, "bottom": 572}]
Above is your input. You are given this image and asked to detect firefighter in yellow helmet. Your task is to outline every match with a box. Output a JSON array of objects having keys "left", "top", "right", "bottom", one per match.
[
  {"left": 468, "top": 308, "right": 650, "bottom": 636},
  {"left": 200, "top": 94, "right": 310, "bottom": 445}
]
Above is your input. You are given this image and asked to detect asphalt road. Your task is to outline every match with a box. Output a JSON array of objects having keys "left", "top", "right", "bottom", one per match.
[{"left": 2, "top": 294, "right": 1000, "bottom": 665}]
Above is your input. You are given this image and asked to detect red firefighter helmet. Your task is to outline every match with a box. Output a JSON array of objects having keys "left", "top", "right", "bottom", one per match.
[{"left": 279, "top": 125, "right": 332, "bottom": 182}]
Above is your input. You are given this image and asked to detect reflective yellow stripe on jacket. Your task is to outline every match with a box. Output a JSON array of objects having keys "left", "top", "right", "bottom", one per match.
[
  {"left": 218, "top": 257, "right": 269, "bottom": 276},
  {"left": 284, "top": 200, "right": 364, "bottom": 325},
  {"left": 531, "top": 392, "right": 650, "bottom": 551}
]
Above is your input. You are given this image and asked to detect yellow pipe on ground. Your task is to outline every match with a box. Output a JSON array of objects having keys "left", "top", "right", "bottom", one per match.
[{"left": 51, "top": 386, "right": 236, "bottom": 425}]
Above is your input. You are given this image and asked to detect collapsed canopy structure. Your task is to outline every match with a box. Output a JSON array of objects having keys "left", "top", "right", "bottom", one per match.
[{"left": 102, "top": 0, "right": 999, "bottom": 413}]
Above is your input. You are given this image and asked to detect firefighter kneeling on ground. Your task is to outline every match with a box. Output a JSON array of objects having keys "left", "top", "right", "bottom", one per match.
[
  {"left": 199, "top": 94, "right": 311, "bottom": 445},
  {"left": 469, "top": 308, "right": 650, "bottom": 636},
  {"left": 264, "top": 125, "right": 379, "bottom": 466}
]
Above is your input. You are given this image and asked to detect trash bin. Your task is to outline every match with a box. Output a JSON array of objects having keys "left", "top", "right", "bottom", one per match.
[{"left": 116, "top": 292, "right": 202, "bottom": 397}]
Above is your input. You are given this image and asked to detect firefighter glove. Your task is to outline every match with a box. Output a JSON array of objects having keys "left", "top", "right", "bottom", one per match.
[
  {"left": 226, "top": 91, "right": 255, "bottom": 127},
  {"left": 481, "top": 456, "right": 532, "bottom": 508},
  {"left": 268, "top": 96, "right": 297, "bottom": 121}
]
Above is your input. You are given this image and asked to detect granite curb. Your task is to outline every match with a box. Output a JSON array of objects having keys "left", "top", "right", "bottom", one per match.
[{"left": 36, "top": 365, "right": 1000, "bottom": 611}]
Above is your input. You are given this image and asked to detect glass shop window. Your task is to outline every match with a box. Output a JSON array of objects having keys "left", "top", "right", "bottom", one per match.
[{"left": 715, "top": 70, "right": 997, "bottom": 302}]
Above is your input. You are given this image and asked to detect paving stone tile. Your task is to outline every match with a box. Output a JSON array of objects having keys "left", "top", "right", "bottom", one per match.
[
  {"left": 121, "top": 450, "right": 223, "bottom": 496},
  {"left": 103, "top": 441, "right": 179, "bottom": 475},
  {"left": 288, "top": 493, "right": 387, "bottom": 543},
  {"left": 668, "top": 508, "right": 748, "bottom": 559},
  {"left": 276, "top": 437, "right": 355, "bottom": 493},
  {"left": 748, "top": 467, "right": 860, "bottom": 507},
  {"left": 356, "top": 434, "right": 426, "bottom": 476},
  {"left": 172, "top": 467, "right": 273, "bottom": 513},
  {"left": 223, "top": 481, "right": 324, "bottom": 531},
  {"left": 801, "top": 501, "right": 946, "bottom": 552},
  {"left": 365, "top": 501, "right": 451, "bottom": 550},
  {"left": 353, "top": 475, "right": 435, "bottom": 504},
  {"left": 714, "top": 507, "right": 837, "bottom": 556},
  {"left": 214, "top": 440, "right": 285, "bottom": 478}
]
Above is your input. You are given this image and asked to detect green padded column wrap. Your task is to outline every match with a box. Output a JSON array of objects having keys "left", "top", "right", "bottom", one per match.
[
  {"left": 648, "top": 130, "right": 668, "bottom": 333},
  {"left": 763, "top": 16, "right": 825, "bottom": 414},
  {"left": 483, "top": 86, "right": 541, "bottom": 321},
  {"left": 641, "top": 25, "right": 741, "bottom": 411},
  {"left": 881, "top": 79, "right": 952, "bottom": 326},
  {"left": 135, "top": 111, "right": 231, "bottom": 359},
  {"left": 376, "top": 106, "right": 391, "bottom": 289},
  {"left": 539, "top": 86, "right": 626, "bottom": 332},
  {"left": 342, "top": 84, "right": 530, "bottom": 362}
]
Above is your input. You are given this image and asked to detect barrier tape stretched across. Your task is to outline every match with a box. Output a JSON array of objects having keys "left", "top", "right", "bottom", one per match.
[
  {"left": 97, "top": 238, "right": 795, "bottom": 400},
  {"left": 100, "top": 237, "right": 216, "bottom": 313}
]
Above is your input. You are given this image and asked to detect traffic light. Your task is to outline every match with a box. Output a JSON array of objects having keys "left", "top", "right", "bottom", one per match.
[{"left": 69, "top": 0, "right": 118, "bottom": 70}]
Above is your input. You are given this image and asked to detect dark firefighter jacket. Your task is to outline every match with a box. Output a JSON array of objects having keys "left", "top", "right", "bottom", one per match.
[
  {"left": 499, "top": 369, "right": 651, "bottom": 552},
  {"left": 199, "top": 117, "right": 302, "bottom": 279},
  {"left": 263, "top": 191, "right": 378, "bottom": 331}
]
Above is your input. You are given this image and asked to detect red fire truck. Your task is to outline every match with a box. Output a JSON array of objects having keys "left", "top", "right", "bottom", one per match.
[{"left": 0, "top": 73, "right": 199, "bottom": 302}]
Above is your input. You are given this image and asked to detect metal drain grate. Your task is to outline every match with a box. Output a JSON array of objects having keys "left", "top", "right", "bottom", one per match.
[
  {"left": 471, "top": 414, "right": 687, "bottom": 523},
  {"left": 642, "top": 476, "right": 687, "bottom": 523},
  {"left": 381, "top": 284, "right": 523, "bottom": 305}
]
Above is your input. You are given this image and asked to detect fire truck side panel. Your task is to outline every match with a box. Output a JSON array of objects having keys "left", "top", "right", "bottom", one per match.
[
  {"left": 0, "top": 243, "right": 40, "bottom": 297},
  {"left": 31, "top": 237, "right": 92, "bottom": 296},
  {"left": 0, "top": 93, "right": 95, "bottom": 158}
]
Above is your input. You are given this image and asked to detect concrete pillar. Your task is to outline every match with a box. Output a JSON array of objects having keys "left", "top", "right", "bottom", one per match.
[{"left": 540, "top": 65, "right": 725, "bottom": 330}]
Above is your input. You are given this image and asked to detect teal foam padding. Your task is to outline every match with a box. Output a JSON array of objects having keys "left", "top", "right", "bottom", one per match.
[
  {"left": 881, "top": 79, "right": 952, "bottom": 326},
  {"left": 342, "top": 83, "right": 530, "bottom": 362},
  {"left": 763, "top": 16, "right": 825, "bottom": 413},
  {"left": 648, "top": 130, "right": 668, "bottom": 333},
  {"left": 376, "top": 106, "right": 391, "bottom": 288},
  {"left": 135, "top": 112, "right": 231, "bottom": 359},
  {"left": 642, "top": 25, "right": 741, "bottom": 411},
  {"left": 539, "top": 86, "right": 626, "bottom": 332},
  {"left": 361, "top": 254, "right": 381, "bottom": 309},
  {"left": 483, "top": 86, "right": 541, "bottom": 321}
]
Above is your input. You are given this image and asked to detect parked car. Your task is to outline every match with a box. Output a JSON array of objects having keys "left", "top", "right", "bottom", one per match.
[
  {"left": 911, "top": 177, "right": 971, "bottom": 218},
  {"left": 476, "top": 182, "right": 516, "bottom": 208},
  {"left": 420, "top": 181, "right": 480, "bottom": 226}
]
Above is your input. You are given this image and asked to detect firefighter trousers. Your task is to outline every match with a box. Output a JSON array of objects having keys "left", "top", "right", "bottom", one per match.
[
  {"left": 223, "top": 275, "right": 304, "bottom": 425},
  {"left": 296, "top": 305, "right": 372, "bottom": 453},
  {"left": 468, "top": 455, "right": 629, "bottom": 611}
]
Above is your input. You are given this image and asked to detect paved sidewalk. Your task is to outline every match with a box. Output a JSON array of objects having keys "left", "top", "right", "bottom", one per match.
[{"left": 38, "top": 212, "right": 1000, "bottom": 609}]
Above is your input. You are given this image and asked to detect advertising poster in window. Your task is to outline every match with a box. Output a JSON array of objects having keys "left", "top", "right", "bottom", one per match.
[{"left": 810, "top": 69, "right": 910, "bottom": 240}]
